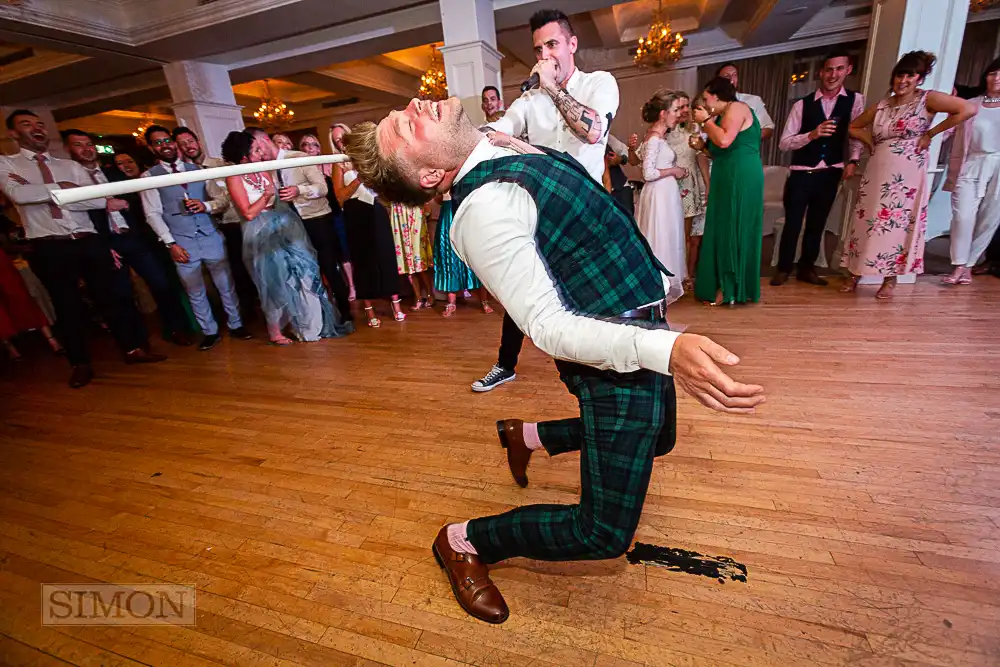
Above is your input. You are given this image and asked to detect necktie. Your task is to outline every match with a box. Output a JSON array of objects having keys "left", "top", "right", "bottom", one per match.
[
  {"left": 169, "top": 161, "right": 188, "bottom": 191},
  {"left": 88, "top": 170, "right": 120, "bottom": 233},
  {"left": 35, "top": 154, "right": 64, "bottom": 220}
]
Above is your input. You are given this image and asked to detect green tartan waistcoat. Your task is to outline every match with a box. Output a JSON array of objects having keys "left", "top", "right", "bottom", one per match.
[{"left": 450, "top": 147, "right": 669, "bottom": 318}]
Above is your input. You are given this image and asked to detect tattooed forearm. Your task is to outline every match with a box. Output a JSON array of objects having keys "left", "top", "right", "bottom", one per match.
[{"left": 551, "top": 88, "right": 603, "bottom": 144}]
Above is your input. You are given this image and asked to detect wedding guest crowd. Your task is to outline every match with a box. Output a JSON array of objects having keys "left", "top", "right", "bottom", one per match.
[{"left": 1, "top": 24, "right": 996, "bottom": 393}]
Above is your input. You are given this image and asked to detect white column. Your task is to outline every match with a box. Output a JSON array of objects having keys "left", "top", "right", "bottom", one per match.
[
  {"left": 163, "top": 61, "right": 244, "bottom": 159},
  {"left": 438, "top": 0, "right": 503, "bottom": 125},
  {"left": 847, "top": 0, "right": 969, "bottom": 284}
]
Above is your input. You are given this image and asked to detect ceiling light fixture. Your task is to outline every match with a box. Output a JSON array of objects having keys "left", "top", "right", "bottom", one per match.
[
  {"left": 253, "top": 79, "right": 295, "bottom": 128},
  {"left": 418, "top": 45, "right": 448, "bottom": 101},
  {"left": 634, "top": 0, "right": 687, "bottom": 69}
]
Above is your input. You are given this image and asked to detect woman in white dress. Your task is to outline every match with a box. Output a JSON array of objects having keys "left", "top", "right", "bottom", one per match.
[
  {"left": 635, "top": 89, "right": 690, "bottom": 288},
  {"left": 944, "top": 57, "right": 1000, "bottom": 286}
]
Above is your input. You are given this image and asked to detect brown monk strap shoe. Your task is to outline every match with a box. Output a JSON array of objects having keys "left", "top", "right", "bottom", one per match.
[
  {"left": 497, "top": 419, "right": 532, "bottom": 488},
  {"left": 432, "top": 526, "right": 509, "bottom": 624}
]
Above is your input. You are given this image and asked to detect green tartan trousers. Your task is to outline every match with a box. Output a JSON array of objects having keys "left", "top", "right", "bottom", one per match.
[{"left": 467, "top": 360, "right": 677, "bottom": 564}]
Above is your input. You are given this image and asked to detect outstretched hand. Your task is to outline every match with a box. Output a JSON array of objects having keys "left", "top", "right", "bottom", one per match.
[{"left": 669, "top": 334, "right": 766, "bottom": 414}]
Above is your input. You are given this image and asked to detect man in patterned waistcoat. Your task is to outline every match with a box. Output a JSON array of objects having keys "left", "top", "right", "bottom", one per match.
[{"left": 343, "top": 97, "right": 766, "bottom": 624}]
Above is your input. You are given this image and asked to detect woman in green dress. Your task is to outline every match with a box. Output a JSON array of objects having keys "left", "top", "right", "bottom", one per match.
[{"left": 692, "top": 77, "right": 764, "bottom": 305}]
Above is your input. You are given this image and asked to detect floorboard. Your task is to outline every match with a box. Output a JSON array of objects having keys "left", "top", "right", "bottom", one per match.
[{"left": 1, "top": 279, "right": 999, "bottom": 667}]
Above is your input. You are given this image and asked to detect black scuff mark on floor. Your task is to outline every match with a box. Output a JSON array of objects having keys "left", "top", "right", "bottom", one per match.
[{"left": 626, "top": 542, "right": 748, "bottom": 583}]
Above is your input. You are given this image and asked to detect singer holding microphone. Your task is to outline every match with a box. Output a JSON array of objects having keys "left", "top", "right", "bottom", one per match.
[{"left": 471, "top": 8, "right": 621, "bottom": 394}]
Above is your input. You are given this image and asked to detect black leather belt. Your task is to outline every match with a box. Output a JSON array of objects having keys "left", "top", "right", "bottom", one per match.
[
  {"left": 32, "top": 231, "right": 97, "bottom": 242},
  {"left": 619, "top": 299, "right": 666, "bottom": 323}
]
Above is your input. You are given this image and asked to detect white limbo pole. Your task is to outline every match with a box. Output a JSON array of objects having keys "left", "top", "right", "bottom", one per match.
[{"left": 50, "top": 154, "right": 352, "bottom": 206}]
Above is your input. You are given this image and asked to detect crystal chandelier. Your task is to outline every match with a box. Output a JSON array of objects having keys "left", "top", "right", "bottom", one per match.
[
  {"left": 132, "top": 118, "right": 154, "bottom": 144},
  {"left": 253, "top": 80, "right": 295, "bottom": 128},
  {"left": 418, "top": 45, "right": 448, "bottom": 101},
  {"left": 634, "top": 0, "right": 686, "bottom": 69}
]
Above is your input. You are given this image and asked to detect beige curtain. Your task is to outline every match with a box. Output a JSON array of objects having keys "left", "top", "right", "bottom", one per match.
[
  {"left": 698, "top": 52, "right": 796, "bottom": 165},
  {"left": 955, "top": 18, "right": 1000, "bottom": 89}
]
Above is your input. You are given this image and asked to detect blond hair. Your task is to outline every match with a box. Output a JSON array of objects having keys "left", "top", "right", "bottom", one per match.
[
  {"left": 641, "top": 89, "right": 689, "bottom": 123},
  {"left": 342, "top": 121, "right": 435, "bottom": 206}
]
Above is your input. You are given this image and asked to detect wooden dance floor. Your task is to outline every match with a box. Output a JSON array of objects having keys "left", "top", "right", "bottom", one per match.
[{"left": 1, "top": 279, "right": 999, "bottom": 667}]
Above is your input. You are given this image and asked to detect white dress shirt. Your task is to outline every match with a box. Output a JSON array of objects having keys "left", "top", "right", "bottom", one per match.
[
  {"left": 778, "top": 87, "right": 866, "bottom": 169},
  {"left": 449, "top": 138, "right": 679, "bottom": 376},
  {"left": 487, "top": 68, "right": 620, "bottom": 183},
  {"left": 737, "top": 92, "right": 775, "bottom": 131},
  {"left": 140, "top": 160, "right": 225, "bottom": 244},
  {"left": 83, "top": 166, "right": 129, "bottom": 231},
  {"left": 0, "top": 148, "right": 106, "bottom": 239}
]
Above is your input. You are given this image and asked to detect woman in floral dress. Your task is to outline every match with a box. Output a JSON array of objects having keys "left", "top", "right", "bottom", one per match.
[
  {"left": 389, "top": 203, "right": 435, "bottom": 310},
  {"left": 843, "top": 51, "right": 976, "bottom": 299}
]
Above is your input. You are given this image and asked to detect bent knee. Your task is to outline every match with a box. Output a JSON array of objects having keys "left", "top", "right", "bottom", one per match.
[{"left": 581, "top": 526, "right": 635, "bottom": 560}]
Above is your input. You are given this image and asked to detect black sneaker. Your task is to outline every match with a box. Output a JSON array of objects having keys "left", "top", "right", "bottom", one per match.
[
  {"left": 229, "top": 326, "right": 254, "bottom": 340},
  {"left": 471, "top": 364, "right": 516, "bottom": 393},
  {"left": 198, "top": 333, "right": 221, "bottom": 351}
]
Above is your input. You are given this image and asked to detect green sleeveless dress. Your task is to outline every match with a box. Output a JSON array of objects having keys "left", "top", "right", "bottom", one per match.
[{"left": 695, "top": 111, "right": 764, "bottom": 304}]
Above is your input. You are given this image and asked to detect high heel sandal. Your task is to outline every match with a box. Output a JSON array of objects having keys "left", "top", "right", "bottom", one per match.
[
  {"left": 876, "top": 276, "right": 896, "bottom": 300},
  {"left": 268, "top": 336, "right": 294, "bottom": 346},
  {"left": 442, "top": 303, "right": 457, "bottom": 318},
  {"left": 410, "top": 298, "right": 427, "bottom": 311},
  {"left": 391, "top": 298, "right": 406, "bottom": 322},
  {"left": 481, "top": 300, "right": 494, "bottom": 314},
  {"left": 365, "top": 306, "right": 381, "bottom": 328},
  {"left": 839, "top": 276, "right": 860, "bottom": 293}
]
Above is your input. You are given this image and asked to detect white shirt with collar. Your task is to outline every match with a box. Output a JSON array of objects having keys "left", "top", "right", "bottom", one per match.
[
  {"left": 737, "top": 92, "right": 775, "bottom": 131},
  {"left": 139, "top": 159, "right": 224, "bottom": 244},
  {"left": 83, "top": 166, "right": 129, "bottom": 232},
  {"left": 449, "top": 138, "right": 679, "bottom": 376},
  {"left": 486, "top": 68, "right": 620, "bottom": 183},
  {"left": 0, "top": 148, "right": 106, "bottom": 239}
]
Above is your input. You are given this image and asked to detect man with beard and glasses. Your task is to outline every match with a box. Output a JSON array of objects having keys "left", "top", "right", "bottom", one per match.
[
  {"left": 472, "top": 9, "right": 620, "bottom": 394},
  {"left": 63, "top": 129, "right": 194, "bottom": 346},
  {"left": 139, "top": 125, "right": 252, "bottom": 351},
  {"left": 0, "top": 109, "right": 166, "bottom": 388},
  {"left": 174, "top": 126, "right": 259, "bottom": 318},
  {"left": 342, "top": 97, "right": 765, "bottom": 624}
]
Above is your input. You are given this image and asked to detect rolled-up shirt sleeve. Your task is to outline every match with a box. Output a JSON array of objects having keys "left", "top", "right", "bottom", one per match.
[
  {"left": 486, "top": 96, "right": 527, "bottom": 137},
  {"left": 139, "top": 174, "right": 174, "bottom": 244},
  {"left": 451, "top": 182, "right": 679, "bottom": 375}
]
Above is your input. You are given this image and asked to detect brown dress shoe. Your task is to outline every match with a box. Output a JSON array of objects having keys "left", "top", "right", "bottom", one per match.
[
  {"left": 497, "top": 419, "right": 532, "bottom": 488},
  {"left": 69, "top": 364, "right": 94, "bottom": 389},
  {"left": 124, "top": 348, "right": 168, "bottom": 364},
  {"left": 770, "top": 271, "right": 790, "bottom": 286},
  {"left": 796, "top": 268, "right": 829, "bottom": 286},
  {"left": 432, "top": 526, "right": 509, "bottom": 624},
  {"left": 171, "top": 331, "right": 196, "bottom": 347}
]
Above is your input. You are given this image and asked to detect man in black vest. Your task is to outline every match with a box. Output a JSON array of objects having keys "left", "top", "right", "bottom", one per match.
[{"left": 773, "top": 50, "right": 865, "bottom": 286}]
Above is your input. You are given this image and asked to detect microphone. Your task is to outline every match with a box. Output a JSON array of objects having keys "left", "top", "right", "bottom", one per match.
[{"left": 520, "top": 73, "right": 540, "bottom": 93}]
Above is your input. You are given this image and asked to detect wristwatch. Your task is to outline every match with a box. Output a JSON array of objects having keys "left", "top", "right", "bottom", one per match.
[{"left": 848, "top": 159, "right": 860, "bottom": 166}]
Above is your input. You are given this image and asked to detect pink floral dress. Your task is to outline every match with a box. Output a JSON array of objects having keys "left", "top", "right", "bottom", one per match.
[{"left": 843, "top": 90, "right": 931, "bottom": 276}]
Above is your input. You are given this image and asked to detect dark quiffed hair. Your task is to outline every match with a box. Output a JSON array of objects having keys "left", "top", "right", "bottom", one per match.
[
  {"left": 703, "top": 76, "right": 738, "bottom": 103},
  {"left": 144, "top": 124, "right": 172, "bottom": 145},
  {"left": 823, "top": 49, "right": 853, "bottom": 68},
  {"left": 221, "top": 130, "right": 254, "bottom": 165},
  {"left": 481, "top": 85, "right": 500, "bottom": 99},
  {"left": 891, "top": 50, "right": 936, "bottom": 84},
  {"left": 529, "top": 9, "right": 574, "bottom": 37},
  {"left": 981, "top": 56, "right": 1000, "bottom": 92},
  {"left": 172, "top": 126, "right": 198, "bottom": 142},
  {"left": 5, "top": 109, "right": 39, "bottom": 130},
  {"left": 715, "top": 62, "right": 738, "bottom": 77},
  {"left": 60, "top": 128, "right": 92, "bottom": 142}
]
